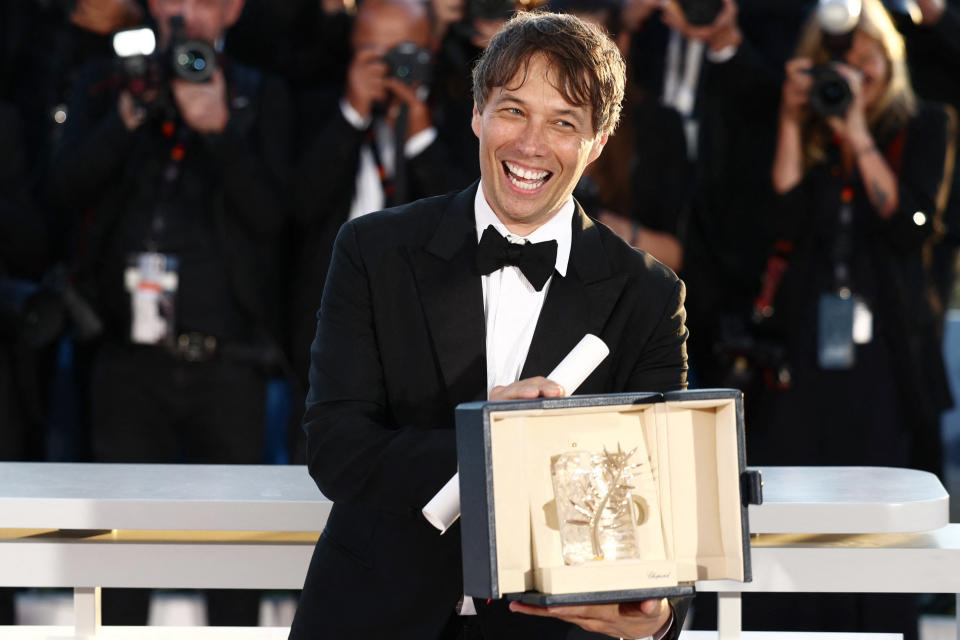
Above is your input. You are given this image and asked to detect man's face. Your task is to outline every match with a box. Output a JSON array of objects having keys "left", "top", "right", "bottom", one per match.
[
  {"left": 472, "top": 54, "right": 607, "bottom": 235},
  {"left": 148, "top": 0, "right": 244, "bottom": 45},
  {"left": 352, "top": 3, "right": 430, "bottom": 54}
]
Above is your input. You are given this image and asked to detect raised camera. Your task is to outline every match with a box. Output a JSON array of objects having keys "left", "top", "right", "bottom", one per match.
[
  {"left": 383, "top": 42, "right": 432, "bottom": 86},
  {"left": 808, "top": 64, "right": 853, "bottom": 118}
]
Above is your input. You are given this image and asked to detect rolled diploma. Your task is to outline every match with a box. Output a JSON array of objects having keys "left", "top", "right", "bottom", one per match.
[{"left": 421, "top": 333, "right": 610, "bottom": 533}]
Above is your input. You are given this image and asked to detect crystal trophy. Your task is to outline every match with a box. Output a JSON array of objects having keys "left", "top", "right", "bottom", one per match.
[{"left": 551, "top": 444, "right": 643, "bottom": 565}]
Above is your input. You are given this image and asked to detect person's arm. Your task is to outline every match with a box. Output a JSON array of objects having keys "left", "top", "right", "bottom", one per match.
[
  {"left": 0, "top": 104, "right": 48, "bottom": 278},
  {"left": 47, "top": 61, "right": 140, "bottom": 209},
  {"left": 880, "top": 103, "right": 957, "bottom": 251},
  {"left": 772, "top": 57, "right": 813, "bottom": 195},
  {"left": 303, "top": 219, "right": 458, "bottom": 512},
  {"left": 186, "top": 70, "right": 294, "bottom": 237},
  {"left": 824, "top": 65, "right": 899, "bottom": 218}
]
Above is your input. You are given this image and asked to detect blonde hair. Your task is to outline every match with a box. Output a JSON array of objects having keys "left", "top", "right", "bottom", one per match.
[{"left": 795, "top": 0, "right": 916, "bottom": 168}]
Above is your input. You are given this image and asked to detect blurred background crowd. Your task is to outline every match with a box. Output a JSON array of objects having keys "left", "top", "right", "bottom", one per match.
[{"left": 1, "top": 0, "right": 959, "bottom": 635}]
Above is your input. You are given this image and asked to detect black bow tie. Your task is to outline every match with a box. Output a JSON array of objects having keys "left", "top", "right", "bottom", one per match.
[{"left": 475, "top": 225, "right": 558, "bottom": 292}]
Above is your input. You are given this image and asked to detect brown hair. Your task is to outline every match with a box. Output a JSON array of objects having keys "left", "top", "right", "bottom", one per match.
[
  {"left": 794, "top": 0, "right": 916, "bottom": 168},
  {"left": 471, "top": 11, "right": 626, "bottom": 136}
]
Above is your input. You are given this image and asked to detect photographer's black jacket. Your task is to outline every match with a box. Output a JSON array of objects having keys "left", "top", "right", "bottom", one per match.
[
  {"left": 288, "top": 85, "right": 476, "bottom": 384},
  {"left": 49, "top": 56, "right": 293, "bottom": 346}
]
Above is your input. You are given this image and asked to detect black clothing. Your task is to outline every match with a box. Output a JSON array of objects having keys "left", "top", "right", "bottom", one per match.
[
  {"left": 51, "top": 57, "right": 292, "bottom": 345},
  {"left": 752, "top": 102, "right": 955, "bottom": 474},
  {"left": 896, "top": 1, "right": 960, "bottom": 317},
  {"left": 49, "top": 53, "right": 293, "bottom": 627},
  {"left": 289, "top": 92, "right": 475, "bottom": 388}
]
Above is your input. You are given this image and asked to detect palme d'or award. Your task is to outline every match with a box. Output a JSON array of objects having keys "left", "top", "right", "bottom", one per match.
[{"left": 551, "top": 438, "right": 667, "bottom": 566}]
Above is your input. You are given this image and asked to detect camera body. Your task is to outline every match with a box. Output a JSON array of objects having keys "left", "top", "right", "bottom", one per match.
[
  {"left": 808, "top": 64, "right": 853, "bottom": 118},
  {"left": 383, "top": 42, "right": 433, "bottom": 86},
  {"left": 113, "top": 16, "right": 217, "bottom": 113},
  {"left": 805, "top": 0, "right": 861, "bottom": 118},
  {"left": 677, "top": 0, "right": 723, "bottom": 25}
]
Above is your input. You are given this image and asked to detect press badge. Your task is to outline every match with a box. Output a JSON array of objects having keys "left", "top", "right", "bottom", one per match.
[
  {"left": 125, "top": 252, "right": 179, "bottom": 345},
  {"left": 817, "top": 291, "right": 855, "bottom": 369}
]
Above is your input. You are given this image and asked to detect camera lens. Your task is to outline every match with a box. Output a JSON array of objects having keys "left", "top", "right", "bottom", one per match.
[
  {"left": 809, "top": 65, "right": 852, "bottom": 118},
  {"left": 171, "top": 41, "right": 216, "bottom": 83}
]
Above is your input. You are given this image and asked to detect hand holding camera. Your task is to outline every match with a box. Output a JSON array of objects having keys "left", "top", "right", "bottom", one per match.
[
  {"left": 661, "top": 0, "right": 741, "bottom": 52},
  {"left": 817, "top": 62, "right": 869, "bottom": 143},
  {"left": 779, "top": 57, "right": 814, "bottom": 125},
  {"left": 346, "top": 47, "right": 391, "bottom": 119},
  {"left": 171, "top": 68, "right": 230, "bottom": 134},
  {"left": 346, "top": 42, "right": 434, "bottom": 138},
  {"left": 781, "top": 56, "right": 868, "bottom": 143}
]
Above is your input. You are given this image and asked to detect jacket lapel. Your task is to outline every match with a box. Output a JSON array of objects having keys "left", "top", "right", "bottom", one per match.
[
  {"left": 521, "top": 202, "right": 628, "bottom": 389},
  {"left": 409, "top": 181, "right": 488, "bottom": 405}
]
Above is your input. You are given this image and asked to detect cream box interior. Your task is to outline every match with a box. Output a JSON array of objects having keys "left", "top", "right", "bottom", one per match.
[{"left": 469, "top": 392, "right": 752, "bottom": 600}]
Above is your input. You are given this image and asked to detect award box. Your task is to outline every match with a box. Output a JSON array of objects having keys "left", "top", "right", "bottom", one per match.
[{"left": 455, "top": 389, "right": 762, "bottom": 605}]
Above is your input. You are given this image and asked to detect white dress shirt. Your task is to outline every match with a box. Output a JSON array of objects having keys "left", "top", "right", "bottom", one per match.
[
  {"left": 340, "top": 98, "right": 438, "bottom": 220},
  {"left": 474, "top": 186, "right": 573, "bottom": 395},
  {"left": 469, "top": 190, "right": 674, "bottom": 639}
]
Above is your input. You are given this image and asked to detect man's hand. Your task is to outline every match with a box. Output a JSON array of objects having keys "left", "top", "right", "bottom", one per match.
[
  {"left": 661, "top": 0, "right": 742, "bottom": 52},
  {"left": 172, "top": 69, "right": 231, "bottom": 134},
  {"left": 383, "top": 77, "right": 433, "bottom": 138},
  {"left": 509, "top": 598, "right": 672, "bottom": 639},
  {"left": 346, "top": 48, "right": 390, "bottom": 120},
  {"left": 489, "top": 376, "right": 565, "bottom": 401},
  {"left": 70, "top": 0, "right": 143, "bottom": 35},
  {"left": 779, "top": 57, "right": 813, "bottom": 125}
]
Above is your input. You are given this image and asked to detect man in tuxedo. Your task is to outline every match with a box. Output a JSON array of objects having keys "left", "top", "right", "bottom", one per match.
[{"left": 290, "top": 11, "right": 688, "bottom": 640}]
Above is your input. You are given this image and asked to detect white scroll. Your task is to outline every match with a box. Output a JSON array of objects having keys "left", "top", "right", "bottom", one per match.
[{"left": 422, "top": 334, "right": 610, "bottom": 533}]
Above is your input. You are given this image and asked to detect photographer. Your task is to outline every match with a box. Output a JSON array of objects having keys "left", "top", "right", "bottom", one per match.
[
  {"left": 0, "top": 99, "right": 50, "bottom": 627},
  {"left": 766, "top": 0, "right": 954, "bottom": 474},
  {"left": 48, "top": 0, "right": 293, "bottom": 626},
  {"left": 289, "top": 0, "right": 475, "bottom": 394},
  {"left": 739, "top": 0, "right": 956, "bottom": 636}
]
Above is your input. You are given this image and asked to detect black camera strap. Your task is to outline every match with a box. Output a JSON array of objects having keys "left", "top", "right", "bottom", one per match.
[
  {"left": 364, "top": 123, "right": 397, "bottom": 206},
  {"left": 826, "top": 138, "right": 854, "bottom": 296},
  {"left": 144, "top": 118, "right": 191, "bottom": 251},
  {"left": 393, "top": 103, "right": 409, "bottom": 206}
]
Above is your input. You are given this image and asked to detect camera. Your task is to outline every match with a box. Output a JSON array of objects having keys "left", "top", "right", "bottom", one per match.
[
  {"left": 168, "top": 18, "right": 216, "bottom": 83},
  {"left": 112, "top": 16, "right": 217, "bottom": 112},
  {"left": 805, "top": 0, "right": 861, "bottom": 118},
  {"left": 677, "top": 0, "right": 723, "bottom": 25},
  {"left": 383, "top": 42, "right": 433, "bottom": 86},
  {"left": 0, "top": 267, "right": 102, "bottom": 348},
  {"left": 808, "top": 64, "right": 853, "bottom": 118}
]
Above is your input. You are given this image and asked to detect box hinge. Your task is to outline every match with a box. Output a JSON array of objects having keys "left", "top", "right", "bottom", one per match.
[{"left": 741, "top": 469, "right": 763, "bottom": 505}]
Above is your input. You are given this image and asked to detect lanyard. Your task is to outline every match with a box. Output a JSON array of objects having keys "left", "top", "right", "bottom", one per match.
[{"left": 144, "top": 118, "right": 191, "bottom": 251}]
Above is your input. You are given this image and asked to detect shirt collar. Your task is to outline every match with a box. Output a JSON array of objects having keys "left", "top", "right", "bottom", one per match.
[{"left": 473, "top": 187, "right": 573, "bottom": 277}]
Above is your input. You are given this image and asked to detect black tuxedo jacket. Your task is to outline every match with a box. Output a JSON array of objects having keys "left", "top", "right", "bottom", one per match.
[{"left": 290, "top": 181, "right": 689, "bottom": 639}]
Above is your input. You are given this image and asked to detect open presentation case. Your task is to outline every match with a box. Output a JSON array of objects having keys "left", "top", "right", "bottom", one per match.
[{"left": 455, "top": 389, "right": 763, "bottom": 606}]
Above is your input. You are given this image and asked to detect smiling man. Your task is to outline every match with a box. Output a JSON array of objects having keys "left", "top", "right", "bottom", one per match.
[{"left": 290, "top": 10, "right": 689, "bottom": 640}]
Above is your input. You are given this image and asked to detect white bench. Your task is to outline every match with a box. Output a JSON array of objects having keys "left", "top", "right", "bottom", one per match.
[{"left": 0, "top": 463, "right": 954, "bottom": 640}]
